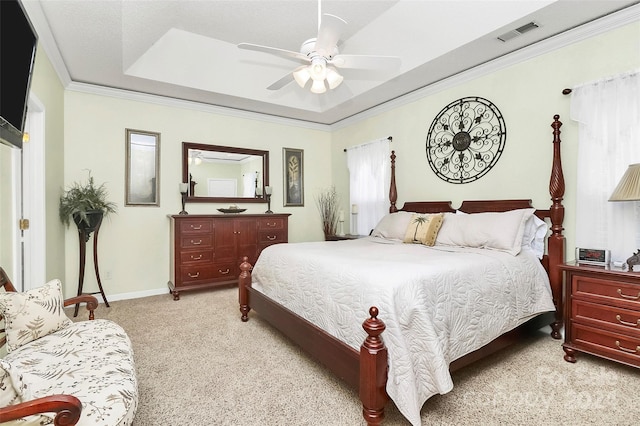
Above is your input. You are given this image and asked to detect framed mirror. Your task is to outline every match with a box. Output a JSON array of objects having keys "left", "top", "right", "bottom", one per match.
[
  {"left": 126, "top": 129, "right": 160, "bottom": 206},
  {"left": 182, "top": 142, "right": 269, "bottom": 203}
]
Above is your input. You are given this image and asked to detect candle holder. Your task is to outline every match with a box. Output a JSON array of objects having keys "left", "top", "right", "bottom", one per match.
[
  {"left": 179, "top": 183, "right": 189, "bottom": 215},
  {"left": 265, "top": 186, "right": 273, "bottom": 214},
  {"left": 338, "top": 220, "right": 345, "bottom": 236},
  {"left": 351, "top": 213, "right": 358, "bottom": 235}
]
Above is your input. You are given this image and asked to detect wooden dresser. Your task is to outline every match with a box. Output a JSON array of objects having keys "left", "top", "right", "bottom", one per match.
[
  {"left": 169, "top": 213, "right": 290, "bottom": 300},
  {"left": 561, "top": 261, "right": 640, "bottom": 368}
]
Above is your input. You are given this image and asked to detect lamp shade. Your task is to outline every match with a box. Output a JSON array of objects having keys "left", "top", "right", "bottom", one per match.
[
  {"left": 293, "top": 66, "right": 311, "bottom": 88},
  {"left": 609, "top": 163, "right": 640, "bottom": 201},
  {"left": 310, "top": 79, "right": 326, "bottom": 94},
  {"left": 325, "top": 67, "right": 344, "bottom": 90}
]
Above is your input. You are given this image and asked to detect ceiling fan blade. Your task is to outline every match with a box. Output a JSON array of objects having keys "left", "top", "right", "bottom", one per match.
[
  {"left": 267, "top": 73, "right": 294, "bottom": 90},
  {"left": 330, "top": 54, "right": 401, "bottom": 70},
  {"left": 238, "top": 43, "right": 310, "bottom": 63},
  {"left": 315, "top": 14, "right": 347, "bottom": 56}
]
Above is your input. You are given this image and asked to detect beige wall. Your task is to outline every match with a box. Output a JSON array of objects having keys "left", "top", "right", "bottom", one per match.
[
  {"left": 332, "top": 21, "right": 640, "bottom": 260},
  {"left": 29, "top": 44, "right": 66, "bottom": 282},
  {"left": 61, "top": 92, "right": 331, "bottom": 298}
]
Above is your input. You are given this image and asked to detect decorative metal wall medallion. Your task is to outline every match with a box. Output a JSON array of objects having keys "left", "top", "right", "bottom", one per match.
[{"left": 426, "top": 96, "right": 506, "bottom": 184}]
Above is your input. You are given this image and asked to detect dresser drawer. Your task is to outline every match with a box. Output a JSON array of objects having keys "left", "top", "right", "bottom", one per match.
[
  {"left": 178, "top": 219, "right": 213, "bottom": 234},
  {"left": 180, "top": 235, "right": 213, "bottom": 249},
  {"left": 211, "top": 262, "right": 237, "bottom": 279},
  {"left": 570, "top": 322, "right": 640, "bottom": 367},
  {"left": 258, "top": 217, "right": 285, "bottom": 230},
  {"left": 258, "top": 229, "right": 286, "bottom": 244},
  {"left": 179, "top": 249, "right": 214, "bottom": 264},
  {"left": 178, "top": 265, "right": 216, "bottom": 285},
  {"left": 572, "top": 275, "right": 640, "bottom": 310},
  {"left": 572, "top": 299, "right": 640, "bottom": 337},
  {"left": 178, "top": 263, "right": 233, "bottom": 280}
]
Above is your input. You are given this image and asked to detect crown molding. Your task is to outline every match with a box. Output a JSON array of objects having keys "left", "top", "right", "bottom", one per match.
[
  {"left": 66, "top": 82, "right": 332, "bottom": 132},
  {"left": 329, "top": 3, "right": 640, "bottom": 131}
]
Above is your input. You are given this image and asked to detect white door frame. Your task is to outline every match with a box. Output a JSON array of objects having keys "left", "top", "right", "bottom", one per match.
[{"left": 21, "top": 95, "right": 46, "bottom": 290}]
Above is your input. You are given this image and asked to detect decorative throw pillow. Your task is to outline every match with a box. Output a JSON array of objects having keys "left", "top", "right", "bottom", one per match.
[
  {"left": 0, "top": 279, "right": 72, "bottom": 353},
  {"left": 0, "top": 359, "right": 26, "bottom": 408},
  {"left": 0, "top": 359, "right": 54, "bottom": 424},
  {"left": 403, "top": 213, "right": 444, "bottom": 246}
]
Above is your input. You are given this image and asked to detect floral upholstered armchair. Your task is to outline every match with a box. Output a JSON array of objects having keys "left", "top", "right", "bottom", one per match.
[{"left": 0, "top": 267, "right": 138, "bottom": 425}]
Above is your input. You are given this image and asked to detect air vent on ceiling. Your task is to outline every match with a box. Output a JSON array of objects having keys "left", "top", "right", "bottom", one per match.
[{"left": 498, "top": 21, "right": 540, "bottom": 42}]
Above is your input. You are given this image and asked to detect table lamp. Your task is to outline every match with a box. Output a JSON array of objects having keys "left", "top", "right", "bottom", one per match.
[
  {"left": 265, "top": 186, "right": 273, "bottom": 214},
  {"left": 609, "top": 163, "right": 640, "bottom": 269},
  {"left": 179, "top": 183, "right": 189, "bottom": 215}
]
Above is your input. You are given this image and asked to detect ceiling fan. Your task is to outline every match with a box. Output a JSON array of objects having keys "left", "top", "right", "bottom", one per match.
[{"left": 237, "top": 3, "right": 400, "bottom": 94}]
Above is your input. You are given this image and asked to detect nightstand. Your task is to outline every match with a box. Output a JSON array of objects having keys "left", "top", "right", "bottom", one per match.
[
  {"left": 560, "top": 261, "right": 640, "bottom": 368},
  {"left": 325, "top": 234, "right": 365, "bottom": 241}
]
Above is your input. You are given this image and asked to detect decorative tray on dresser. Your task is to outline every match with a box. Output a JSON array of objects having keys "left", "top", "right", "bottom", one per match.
[
  {"left": 560, "top": 261, "right": 640, "bottom": 368},
  {"left": 168, "top": 213, "right": 290, "bottom": 300}
]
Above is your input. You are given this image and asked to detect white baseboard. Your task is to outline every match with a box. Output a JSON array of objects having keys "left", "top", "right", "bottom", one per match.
[{"left": 101, "top": 287, "right": 169, "bottom": 303}]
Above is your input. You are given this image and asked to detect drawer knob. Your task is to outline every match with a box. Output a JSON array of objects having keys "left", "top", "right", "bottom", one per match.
[
  {"left": 615, "top": 340, "right": 640, "bottom": 354},
  {"left": 190, "top": 225, "right": 202, "bottom": 230},
  {"left": 190, "top": 254, "right": 203, "bottom": 260},
  {"left": 616, "top": 314, "right": 640, "bottom": 327},
  {"left": 617, "top": 288, "right": 640, "bottom": 300},
  {"left": 267, "top": 235, "right": 276, "bottom": 241},
  {"left": 188, "top": 272, "right": 200, "bottom": 278},
  {"left": 267, "top": 222, "right": 276, "bottom": 227},
  {"left": 190, "top": 239, "right": 202, "bottom": 245},
  {"left": 219, "top": 268, "right": 230, "bottom": 275}
]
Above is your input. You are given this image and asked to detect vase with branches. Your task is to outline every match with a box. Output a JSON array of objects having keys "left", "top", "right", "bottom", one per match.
[{"left": 315, "top": 186, "right": 340, "bottom": 238}]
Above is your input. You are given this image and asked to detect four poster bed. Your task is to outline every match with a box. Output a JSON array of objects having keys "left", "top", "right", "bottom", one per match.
[{"left": 238, "top": 115, "right": 566, "bottom": 425}]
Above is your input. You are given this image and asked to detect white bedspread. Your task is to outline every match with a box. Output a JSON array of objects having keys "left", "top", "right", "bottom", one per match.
[{"left": 251, "top": 237, "right": 555, "bottom": 425}]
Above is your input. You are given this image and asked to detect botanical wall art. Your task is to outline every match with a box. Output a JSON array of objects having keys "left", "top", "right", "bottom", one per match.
[{"left": 283, "top": 148, "right": 304, "bottom": 206}]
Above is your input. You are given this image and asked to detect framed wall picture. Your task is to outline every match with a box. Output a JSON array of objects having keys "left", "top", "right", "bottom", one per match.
[
  {"left": 283, "top": 148, "right": 304, "bottom": 207},
  {"left": 125, "top": 129, "right": 160, "bottom": 206}
]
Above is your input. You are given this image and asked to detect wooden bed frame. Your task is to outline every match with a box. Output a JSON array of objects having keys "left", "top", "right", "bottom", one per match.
[{"left": 238, "top": 115, "right": 566, "bottom": 425}]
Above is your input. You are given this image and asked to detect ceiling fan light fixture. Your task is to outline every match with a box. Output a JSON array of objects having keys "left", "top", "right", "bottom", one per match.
[
  {"left": 309, "top": 57, "right": 327, "bottom": 81},
  {"left": 310, "top": 79, "right": 327, "bottom": 94},
  {"left": 326, "top": 67, "right": 343, "bottom": 90},
  {"left": 293, "top": 66, "right": 311, "bottom": 88}
]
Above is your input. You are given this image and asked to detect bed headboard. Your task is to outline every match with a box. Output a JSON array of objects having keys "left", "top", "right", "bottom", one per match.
[{"left": 389, "top": 115, "right": 566, "bottom": 339}]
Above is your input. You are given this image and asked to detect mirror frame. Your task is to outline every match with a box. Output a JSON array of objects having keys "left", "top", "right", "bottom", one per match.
[
  {"left": 182, "top": 142, "right": 269, "bottom": 203},
  {"left": 125, "top": 129, "right": 160, "bottom": 207}
]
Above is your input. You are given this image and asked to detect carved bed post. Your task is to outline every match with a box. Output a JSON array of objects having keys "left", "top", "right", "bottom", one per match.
[
  {"left": 389, "top": 151, "right": 397, "bottom": 213},
  {"left": 239, "top": 256, "right": 252, "bottom": 322},
  {"left": 548, "top": 115, "right": 566, "bottom": 339},
  {"left": 360, "top": 307, "right": 389, "bottom": 426}
]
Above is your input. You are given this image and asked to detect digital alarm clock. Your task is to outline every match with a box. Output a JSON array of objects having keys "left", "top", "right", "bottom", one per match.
[{"left": 575, "top": 248, "right": 610, "bottom": 266}]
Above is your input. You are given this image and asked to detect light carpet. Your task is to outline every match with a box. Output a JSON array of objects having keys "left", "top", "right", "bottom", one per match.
[{"left": 73, "top": 287, "right": 639, "bottom": 425}]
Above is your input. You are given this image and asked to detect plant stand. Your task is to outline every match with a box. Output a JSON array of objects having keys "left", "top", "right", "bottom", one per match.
[{"left": 73, "top": 214, "right": 109, "bottom": 317}]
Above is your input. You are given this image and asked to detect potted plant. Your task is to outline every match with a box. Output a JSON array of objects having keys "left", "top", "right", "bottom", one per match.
[
  {"left": 315, "top": 186, "right": 340, "bottom": 238},
  {"left": 59, "top": 171, "right": 117, "bottom": 236}
]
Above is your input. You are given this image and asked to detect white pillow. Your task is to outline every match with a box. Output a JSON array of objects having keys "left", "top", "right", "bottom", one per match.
[
  {"left": 371, "top": 211, "right": 414, "bottom": 240},
  {"left": 522, "top": 214, "right": 548, "bottom": 259},
  {"left": 0, "top": 279, "right": 72, "bottom": 352},
  {"left": 436, "top": 208, "right": 536, "bottom": 256}
]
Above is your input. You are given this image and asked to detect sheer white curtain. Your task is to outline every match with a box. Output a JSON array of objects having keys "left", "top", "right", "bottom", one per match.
[
  {"left": 346, "top": 138, "right": 391, "bottom": 235},
  {"left": 571, "top": 69, "right": 640, "bottom": 262}
]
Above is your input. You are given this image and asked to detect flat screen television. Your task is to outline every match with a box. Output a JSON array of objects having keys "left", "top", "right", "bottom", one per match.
[{"left": 0, "top": 0, "right": 38, "bottom": 149}]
